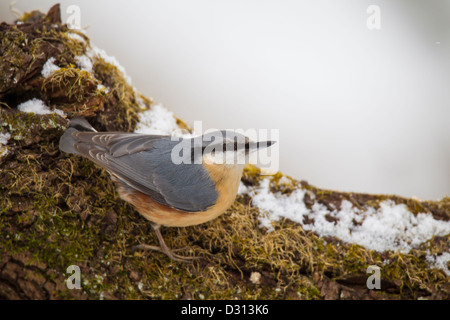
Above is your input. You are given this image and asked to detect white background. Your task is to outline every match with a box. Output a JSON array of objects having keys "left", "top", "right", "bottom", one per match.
[{"left": 1, "top": 0, "right": 449, "bottom": 200}]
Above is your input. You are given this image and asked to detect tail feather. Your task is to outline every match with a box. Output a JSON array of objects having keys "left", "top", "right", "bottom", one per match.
[{"left": 59, "top": 117, "right": 96, "bottom": 155}]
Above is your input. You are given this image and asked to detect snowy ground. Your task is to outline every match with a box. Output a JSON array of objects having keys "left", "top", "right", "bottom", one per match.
[
  {"left": 238, "top": 178, "right": 450, "bottom": 275},
  {"left": 0, "top": 132, "right": 11, "bottom": 157},
  {"left": 17, "top": 98, "right": 65, "bottom": 117}
]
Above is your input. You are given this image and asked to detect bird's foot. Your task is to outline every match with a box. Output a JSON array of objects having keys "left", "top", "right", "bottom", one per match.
[{"left": 132, "top": 244, "right": 201, "bottom": 263}]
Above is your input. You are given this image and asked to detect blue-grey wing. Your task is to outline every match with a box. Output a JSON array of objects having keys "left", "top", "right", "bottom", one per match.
[{"left": 71, "top": 132, "right": 218, "bottom": 212}]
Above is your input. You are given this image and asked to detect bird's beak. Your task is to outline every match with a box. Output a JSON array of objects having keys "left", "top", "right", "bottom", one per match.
[{"left": 256, "top": 141, "right": 276, "bottom": 150}]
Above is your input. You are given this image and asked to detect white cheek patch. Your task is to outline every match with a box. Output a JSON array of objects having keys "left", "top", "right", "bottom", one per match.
[{"left": 203, "top": 150, "right": 226, "bottom": 165}]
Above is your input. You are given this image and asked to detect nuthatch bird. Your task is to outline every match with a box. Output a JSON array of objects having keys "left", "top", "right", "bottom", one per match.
[{"left": 59, "top": 117, "right": 275, "bottom": 262}]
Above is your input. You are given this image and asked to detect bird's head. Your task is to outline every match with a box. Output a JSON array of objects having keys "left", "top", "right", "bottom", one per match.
[{"left": 197, "top": 130, "right": 276, "bottom": 167}]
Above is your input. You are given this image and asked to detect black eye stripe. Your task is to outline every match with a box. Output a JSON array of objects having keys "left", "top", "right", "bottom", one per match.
[{"left": 199, "top": 140, "right": 249, "bottom": 153}]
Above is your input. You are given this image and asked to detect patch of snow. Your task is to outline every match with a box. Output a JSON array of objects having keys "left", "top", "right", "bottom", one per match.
[
  {"left": 237, "top": 183, "right": 249, "bottom": 196},
  {"left": 134, "top": 104, "right": 180, "bottom": 135},
  {"left": 277, "top": 176, "right": 292, "bottom": 186},
  {"left": 244, "top": 178, "right": 450, "bottom": 253},
  {"left": 0, "top": 132, "right": 10, "bottom": 146},
  {"left": 249, "top": 272, "right": 261, "bottom": 285},
  {"left": 250, "top": 179, "right": 308, "bottom": 231},
  {"left": 426, "top": 252, "right": 450, "bottom": 276},
  {"left": 41, "top": 57, "right": 60, "bottom": 78},
  {"left": 96, "top": 83, "right": 109, "bottom": 93},
  {"left": 17, "top": 98, "right": 65, "bottom": 117},
  {"left": 0, "top": 132, "right": 11, "bottom": 158},
  {"left": 87, "top": 45, "right": 132, "bottom": 85},
  {"left": 75, "top": 55, "right": 93, "bottom": 73},
  {"left": 67, "top": 32, "right": 86, "bottom": 43}
]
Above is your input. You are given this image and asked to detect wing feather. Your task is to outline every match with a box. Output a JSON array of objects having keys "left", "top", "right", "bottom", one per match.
[{"left": 71, "top": 132, "right": 217, "bottom": 212}]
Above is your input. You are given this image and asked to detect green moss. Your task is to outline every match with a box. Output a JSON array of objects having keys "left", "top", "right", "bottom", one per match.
[
  {"left": 42, "top": 65, "right": 104, "bottom": 114},
  {"left": 90, "top": 56, "right": 141, "bottom": 131}
]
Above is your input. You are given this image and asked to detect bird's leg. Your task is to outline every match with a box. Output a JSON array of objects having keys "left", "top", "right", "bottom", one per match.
[{"left": 132, "top": 223, "right": 200, "bottom": 263}]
